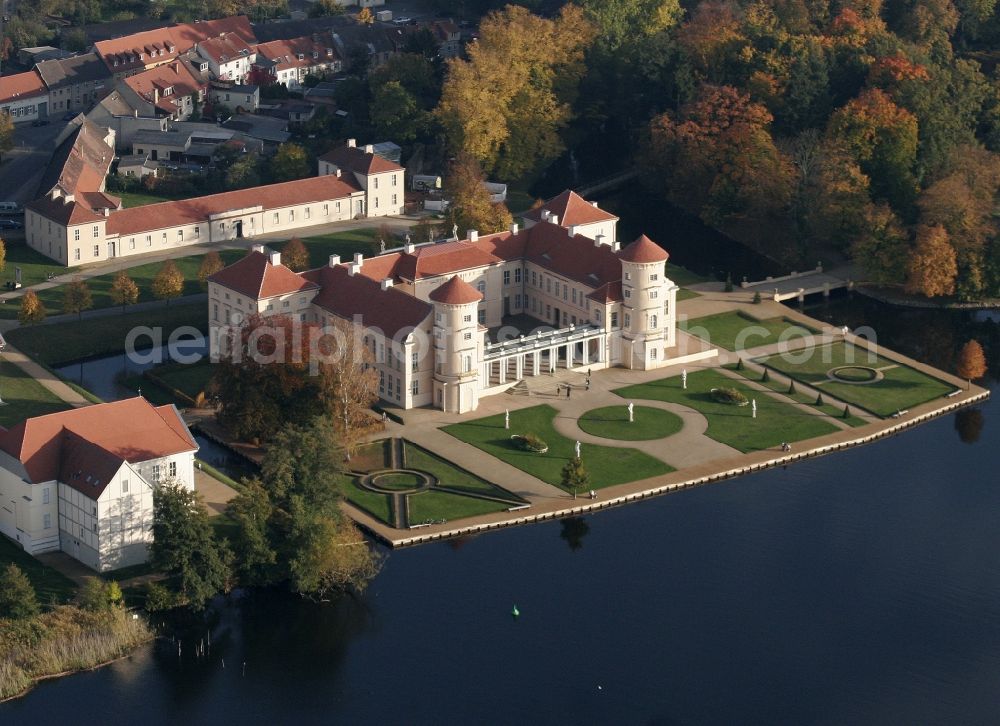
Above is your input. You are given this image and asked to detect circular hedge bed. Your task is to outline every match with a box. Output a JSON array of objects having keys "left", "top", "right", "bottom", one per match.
[
  {"left": 711, "top": 387, "right": 749, "bottom": 406},
  {"left": 511, "top": 433, "right": 549, "bottom": 453},
  {"left": 578, "top": 405, "right": 684, "bottom": 441},
  {"left": 370, "top": 472, "right": 427, "bottom": 491},
  {"left": 831, "top": 366, "right": 878, "bottom": 383}
]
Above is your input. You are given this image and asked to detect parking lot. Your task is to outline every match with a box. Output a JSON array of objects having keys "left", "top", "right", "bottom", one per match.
[{"left": 0, "top": 120, "right": 68, "bottom": 205}]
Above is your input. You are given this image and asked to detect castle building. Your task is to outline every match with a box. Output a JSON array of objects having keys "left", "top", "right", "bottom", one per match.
[{"left": 208, "top": 192, "right": 702, "bottom": 414}]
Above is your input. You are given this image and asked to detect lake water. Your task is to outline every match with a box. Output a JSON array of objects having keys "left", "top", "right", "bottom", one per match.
[{"left": 9, "top": 211, "right": 1000, "bottom": 724}]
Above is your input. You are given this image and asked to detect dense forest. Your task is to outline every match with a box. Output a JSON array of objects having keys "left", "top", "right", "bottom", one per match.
[{"left": 9, "top": 0, "right": 1000, "bottom": 299}]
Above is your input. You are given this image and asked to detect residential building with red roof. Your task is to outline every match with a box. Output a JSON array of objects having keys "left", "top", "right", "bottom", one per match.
[
  {"left": 0, "top": 398, "right": 198, "bottom": 572},
  {"left": 0, "top": 69, "right": 49, "bottom": 123},
  {"left": 208, "top": 191, "right": 690, "bottom": 413},
  {"left": 117, "top": 60, "right": 207, "bottom": 121},
  {"left": 196, "top": 32, "right": 256, "bottom": 84},
  {"left": 252, "top": 36, "right": 342, "bottom": 90},
  {"left": 318, "top": 139, "right": 405, "bottom": 217},
  {"left": 522, "top": 189, "right": 620, "bottom": 246}
]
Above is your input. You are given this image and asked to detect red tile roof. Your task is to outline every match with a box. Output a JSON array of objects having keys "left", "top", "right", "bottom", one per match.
[
  {"left": 303, "top": 264, "right": 432, "bottom": 338},
  {"left": 0, "top": 70, "right": 47, "bottom": 103},
  {"left": 395, "top": 240, "right": 501, "bottom": 280},
  {"left": 523, "top": 189, "right": 618, "bottom": 227},
  {"left": 519, "top": 221, "right": 624, "bottom": 290},
  {"left": 429, "top": 275, "right": 483, "bottom": 305},
  {"left": 0, "top": 398, "right": 197, "bottom": 497},
  {"left": 254, "top": 36, "right": 340, "bottom": 73},
  {"left": 197, "top": 32, "right": 254, "bottom": 65},
  {"left": 122, "top": 61, "right": 204, "bottom": 115},
  {"left": 586, "top": 281, "right": 623, "bottom": 304},
  {"left": 95, "top": 15, "right": 255, "bottom": 72},
  {"left": 209, "top": 249, "right": 318, "bottom": 299},
  {"left": 619, "top": 234, "right": 669, "bottom": 263},
  {"left": 106, "top": 175, "right": 361, "bottom": 236},
  {"left": 318, "top": 143, "right": 403, "bottom": 175}
]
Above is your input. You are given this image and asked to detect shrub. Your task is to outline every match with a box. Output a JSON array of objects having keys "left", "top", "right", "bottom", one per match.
[
  {"left": 724, "top": 273, "right": 733, "bottom": 292},
  {"left": 0, "top": 565, "right": 39, "bottom": 620},
  {"left": 144, "top": 582, "right": 177, "bottom": 613},
  {"left": 788, "top": 380, "right": 796, "bottom": 394},
  {"left": 512, "top": 433, "right": 548, "bottom": 452},
  {"left": 752, "top": 290, "right": 762, "bottom": 304},
  {"left": 843, "top": 404, "right": 851, "bottom": 418},
  {"left": 711, "top": 387, "right": 749, "bottom": 406},
  {"left": 762, "top": 369, "right": 770, "bottom": 382},
  {"left": 815, "top": 393, "right": 824, "bottom": 406}
]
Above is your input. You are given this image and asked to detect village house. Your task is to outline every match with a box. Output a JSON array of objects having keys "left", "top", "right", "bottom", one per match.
[
  {"left": 317, "top": 139, "right": 405, "bottom": 217},
  {"left": 196, "top": 32, "right": 257, "bottom": 84},
  {"left": 115, "top": 60, "right": 207, "bottom": 121},
  {"left": 252, "top": 36, "right": 342, "bottom": 89},
  {"left": 35, "top": 53, "right": 112, "bottom": 117},
  {"left": 0, "top": 70, "right": 49, "bottom": 123},
  {"left": 208, "top": 190, "right": 690, "bottom": 414},
  {"left": 0, "top": 398, "right": 198, "bottom": 572}
]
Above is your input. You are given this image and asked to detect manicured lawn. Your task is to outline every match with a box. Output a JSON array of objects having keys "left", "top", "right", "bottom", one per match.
[
  {"left": 372, "top": 472, "right": 425, "bottom": 490},
  {"left": 7, "top": 302, "right": 206, "bottom": 366},
  {"left": 724, "top": 364, "right": 869, "bottom": 427},
  {"left": 505, "top": 188, "right": 536, "bottom": 214},
  {"left": 403, "top": 442, "right": 518, "bottom": 499},
  {"left": 615, "top": 369, "right": 840, "bottom": 453},
  {"left": 408, "top": 490, "right": 510, "bottom": 523},
  {"left": 578, "top": 405, "right": 684, "bottom": 441},
  {"left": 0, "top": 245, "right": 64, "bottom": 289},
  {"left": 443, "top": 405, "right": 673, "bottom": 490},
  {"left": 350, "top": 440, "right": 391, "bottom": 473},
  {"left": 0, "top": 535, "right": 77, "bottom": 606},
  {"left": 298, "top": 228, "right": 378, "bottom": 268},
  {"left": 117, "top": 190, "right": 187, "bottom": 208},
  {"left": 755, "top": 341, "right": 955, "bottom": 418},
  {"left": 682, "top": 311, "right": 815, "bottom": 352},
  {"left": 0, "top": 359, "right": 71, "bottom": 426},
  {"left": 667, "top": 263, "right": 710, "bottom": 286},
  {"left": 149, "top": 359, "right": 215, "bottom": 399},
  {"left": 676, "top": 288, "right": 700, "bottom": 301},
  {"left": 338, "top": 477, "right": 393, "bottom": 525}
]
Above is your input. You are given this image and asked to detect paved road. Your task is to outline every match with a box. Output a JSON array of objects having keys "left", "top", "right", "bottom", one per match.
[{"left": 0, "top": 121, "right": 68, "bottom": 205}]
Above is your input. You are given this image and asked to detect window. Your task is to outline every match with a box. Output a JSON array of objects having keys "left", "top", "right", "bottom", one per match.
[
  {"left": 624, "top": 289, "right": 631, "bottom": 298},
  {"left": 129, "top": 238, "right": 135, "bottom": 250},
  {"left": 546, "top": 278, "right": 552, "bottom": 293},
  {"left": 178, "top": 229, "right": 184, "bottom": 241},
  {"left": 44, "top": 514, "right": 51, "bottom": 530},
  {"left": 379, "top": 371, "right": 385, "bottom": 393},
  {"left": 93, "top": 226, "right": 99, "bottom": 238},
  {"left": 392, "top": 174, "right": 397, "bottom": 186},
  {"left": 412, "top": 352, "right": 419, "bottom": 372},
  {"left": 464, "top": 332, "right": 472, "bottom": 340},
  {"left": 392, "top": 194, "right": 397, "bottom": 205},
  {"left": 305, "top": 207, "right": 311, "bottom": 219},
  {"left": 146, "top": 235, "right": 152, "bottom": 247},
  {"left": 515, "top": 268, "right": 521, "bottom": 283},
  {"left": 122, "top": 479, "right": 129, "bottom": 493},
  {"left": 374, "top": 178, "right": 379, "bottom": 189},
  {"left": 74, "top": 248, "right": 81, "bottom": 261},
  {"left": 213, "top": 303, "right": 219, "bottom": 321},
  {"left": 289, "top": 210, "right": 295, "bottom": 222},
  {"left": 650, "top": 314, "right": 658, "bottom": 328},
  {"left": 463, "top": 356, "right": 472, "bottom": 373},
  {"left": 411, "top": 379, "right": 419, "bottom": 395},
  {"left": 93, "top": 245, "right": 99, "bottom": 257},
  {"left": 650, "top": 273, "right": 658, "bottom": 281},
  {"left": 169, "top": 461, "right": 176, "bottom": 478},
  {"left": 152, "top": 464, "right": 161, "bottom": 481},
  {"left": 396, "top": 378, "right": 401, "bottom": 398},
  {"left": 515, "top": 294, "right": 521, "bottom": 308},
  {"left": 624, "top": 313, "right": 631, "bottom": 328},
  {"left": 323, "top": 204, "right": 329, "bottom": 216},
  {"left": 194, "top": 226, "right": 200, "bottom": 238},
  {"left": 611, "top": 312, "right": 618, "bottom": 327},
  {"left": 572, "top": 289, "right": 577, "bottom": 304},
  {"left": 563, "top": 286, "right": 568, "bottom": 301},
  {"left": 273, "top": 212, "right": 279, "bottom": 223},
  {"left": 532, "top": 271, "right": 537, "bottom": 286},
  {"left": 477, "top": 281, "right": 486, "bottom": 294},
  {"left": 503, "top": 270, "right": 510, "bottom": 285},
  {"left": 625, "top": 272, "right": 631, "bottom": 281},
  {"left": 74, "top": 229, "right": 80, "bottom": 241},
  {"left": 554, "top": 282, "right": 559, "bottom": 297},
  {"left": 463, "top": 314, "right": 472, "bottom": 323},
  {"left": 650, "top": 348, "right": 658, "bottom": 360},
  {"left": 477, "top": 310, "right": 486, "bottom": 324},
  {"left": 43, "top": 488, "right": 50, "bottom": 504},
  {"left": 374, "top": 198, "right": 379, "bottom": 209},
  {"left": 651, "top": 290, "right": 658, "bottom": 299}
]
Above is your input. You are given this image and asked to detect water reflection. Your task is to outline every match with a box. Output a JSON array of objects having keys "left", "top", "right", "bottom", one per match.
[
  {"left": 954, "top": 408, "right": 985, "bottom": 444},
  {"left": 559, "top": 517, "right": 590, "bottom": 552}
]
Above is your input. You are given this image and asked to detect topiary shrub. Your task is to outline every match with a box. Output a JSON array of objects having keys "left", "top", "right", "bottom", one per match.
[
  {"left": 711, "top": 387, "right": 749, "bottom": 406},
  {"left": 815, "top": 393, "right": 824, "bottom": 406},
  {"left": 752, "top": 290, "right": 762, "bottom": 304},
  {"left": 762, "top": 369, "right": 770, "bottom": 382},
  {"left": 511, "top": 433, "right": 549, "bottom": 453},
  {"left": 788, "top": 380, "right": 796, "bottom": 394}
]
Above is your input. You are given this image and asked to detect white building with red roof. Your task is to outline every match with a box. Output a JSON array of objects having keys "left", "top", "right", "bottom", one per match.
[
  {"left": 252, "top": 36, "right": 342, "bottom": 90},
  {"left": 0, "top": 69, "right": 50, "bottom": 123},
  {"left": 522, "top": 189, "right": 620, "bottom": 246},
  {"left": 196, "top": 32, "right": 256, "bottom": 84},
  {"left": 318, "top": 139, "right": 404, "bottom": 217},
  {"left": 0, "top": 398, "right": 198, "bottom": 571},
  {"left": 208, "top": 190, "right": 705, "bottom": 414}
]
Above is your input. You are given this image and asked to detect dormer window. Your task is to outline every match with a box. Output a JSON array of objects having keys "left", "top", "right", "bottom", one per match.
[
  {"left": 163, "top": 85, "right": 173, "bottom": 96},
  {"left": 297, "top": 53, "right": 304, "bottom": 61},
  {"left": 312, "top": 51, "right": 319, "bottom": 59}
]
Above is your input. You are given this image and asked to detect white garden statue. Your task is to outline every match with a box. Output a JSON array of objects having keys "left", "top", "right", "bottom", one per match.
[
  {"left": 575, "top": 440, "right": 581, "bottom": 460},
  {"left": 505, "top": 409, "right": 510, "bottom": 430},
  {"left": 682, "top": 369, "right": 687, "bottom": 389},
  {"left": 752, "top": 399, "right": 757, "bottom": 419},
  {"left": 628, "top": 402, "right": 634, "bottom": 423}
]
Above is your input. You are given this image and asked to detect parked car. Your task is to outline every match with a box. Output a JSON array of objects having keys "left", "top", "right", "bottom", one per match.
[
  {"left": 31, "top": 118, "right": 49, "bottom": 127},
  {"left": 0, "top": 219, "right": 24, "bottom": 230}
]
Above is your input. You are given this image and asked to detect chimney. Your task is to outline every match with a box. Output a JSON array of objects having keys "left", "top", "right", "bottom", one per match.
[
  {"left": 509, "top": 222, "right": 519, "bottom": 235},
  {"left": 329, "top": 254, "right": 341, "bottom": 267},
  {"left": 591, "top": 201, "right": 599, "bottom": 208},
  {"left": 335, "top": 168, "right": 341, "bottom": 178},
  {"left": 349, "top": 263, "right": 361, "bottom": 276},
  {"left": 595, "top": 233, "right": 605, "bottom": 247},
  {"left": 252, "top": 244, "right": 265, "bottom": 254},
  {"left": 568, "top": 224, "right": 578, "bottom": 237},
  {"left": 103, "top": 208, "right": 110, "bottom": 217},
  {"left": 347, "top": 138, "right": 356, "bottom": 147},
  {"left": 467, "top": 230, "right": 479, "bottom": 242},
  {"left": 404, "top": 240, "right": 415, "bottom": 253},
  {"left": 269, "top": 251, "right": 281, "bottom": 266},
  {"left": 541, "top": 209, "right": 550, "bottom": 222},
  {"left": 550, "top": 214, "right": 559, "bottom": 226},
  {"left": 354, "top": 252, "right": 364, "bottom": 266},
  {"left": 381, "top": 278, "right": 394, "bottom": 290},
  {"left": 364, "top": 144, "right": 374, "bottom": 154},
  {"left": 612, "top": 241, "right": 621, "bottom": 252}
]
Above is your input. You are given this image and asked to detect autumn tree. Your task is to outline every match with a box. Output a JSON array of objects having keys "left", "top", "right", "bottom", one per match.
[
  {"left": 152, "top": 260, "right": 185, "bottom": 305},
  {"left": 0, "top": 237, "right": 6, "bottom": 273},
  {"left": 445, "top": 154, "right": 513, "bottom": 236},
  {"left": 281, "top": 237, "right": 310, "bottom": 272},
  {"left": 560, "top": 456, "right": 591, "bottom": 500},
  {"left": 197, "top": 251, "right": 225, "bottom": 290},
  {"left": 18, "top": 290, "right": 46, "bottom": 325},
  {"left": 826, "top": 88, "right": 919, "bottom": 213},
  {"left": 0, "top": 564, "right": 39, "bottom": 620},
  {"left": 62, "top": 278, "right": 93, "bottom": 320},
  {"left": 436, "top": 4, "right": 595, "bottom": 180},
  {"left": 357, "top": 6, "right": 373, "bottom": 24},
  {"left": 109, "top": 270, "right": 139, "bottom": 310},
  {"left": 270, "top": 143, "right": 310, "bottom": 183},
  {"left": 905, "top": 224, "right": 958, "bottom": 297},
  {"left": 0, "top": 113, "right": 13, "bottom": 162},
  {"left": 579, "top": 0, "right": 683, "bottom": 51},
  {"left": 955, "top": 339, "right": 987, "bottom": 388},
  {"left": 850, "top": 203, "right": 910, "bottom": 284}
]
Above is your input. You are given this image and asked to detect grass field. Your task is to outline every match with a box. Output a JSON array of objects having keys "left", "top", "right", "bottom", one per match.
[
  {"left": 682, "top": 311, "right": 815, "bottom": 352},
  {"left": 667, "top": 264, "right": 711, "bottom": 286},
  {"left": 148, "top": 359, "right": 215, "bottom": 399},
  {"left": 676, "top": 288, "right": 701, "bottom": 301},
  {"left": 117, "top": 190, "right": 188, "bottom": 208},
  {"left": 615, "top": 369, "right": 841, "bottom": 453},
  {"left": 297, "top": 228, "right": 378, "bottom": 268},
  {"left": 578, "top": 405, "right": 684, "bottom": 441},
  {"left": 0, "top": 245, "right": 64, "bottom": 289},
  {"left": 7, "top": 302, "right": 206, "bottom": 366},
  {"left": 755, "top": 341, "right": 955, "bottom": 417},
  {"left": 0, "top": 536, "right": 77, "bottom": 606},
  {"left": 407, "top": 491, "right": 510, "bottom": 523},
  {"left": 443, "top": 405, "right": 673, "bottom": 490},
  {"left": 403, "top": 443, "right": 515, "bottom": 498},
  {"left": 723, "top": 363, "right": 869, "bottom": 427},
  {"left": 338, "top": 477, "right": 394, "bottom": 524},
  {"left": 0, "top": 359, "right": 71, "bottom": 426}
]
